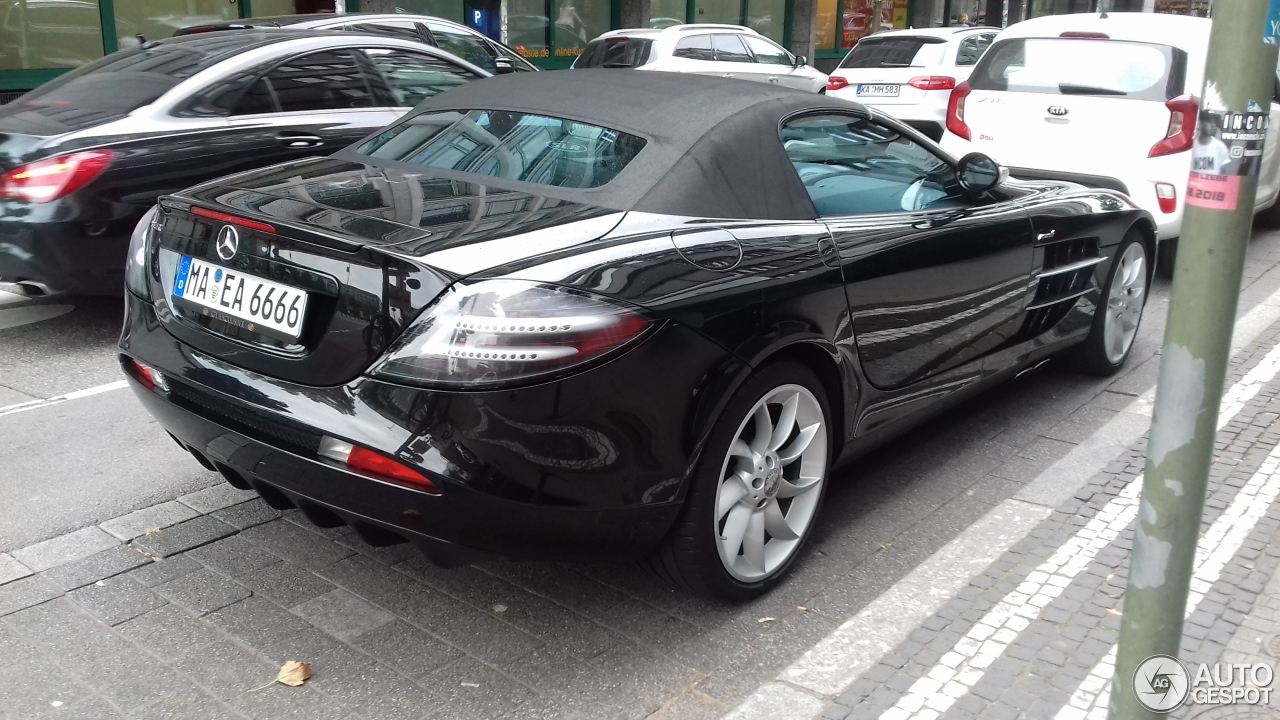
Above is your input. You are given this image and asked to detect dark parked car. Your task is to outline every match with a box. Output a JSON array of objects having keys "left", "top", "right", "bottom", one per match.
[
  {"left": 0, "top": 30, "right": 487, "bottom": 295},
  {"left": 119, "top": 71, "right": 1153, "bottom": 599},
  {"left": 174, "top": 13, "right": 539, "bottom": 75}
]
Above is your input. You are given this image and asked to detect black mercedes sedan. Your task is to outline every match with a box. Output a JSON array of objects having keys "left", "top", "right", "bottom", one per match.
[
  {"left": 0, "top": 30, "right": 487, "bottom": 296},
  {"left": 119, "top": 70, "right": 1153, "bottom": 600}
]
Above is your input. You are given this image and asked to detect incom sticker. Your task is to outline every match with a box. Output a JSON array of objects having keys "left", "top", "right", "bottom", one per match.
[{"left": 1187, "top": 109, "right": 1270, "bottom": 210}]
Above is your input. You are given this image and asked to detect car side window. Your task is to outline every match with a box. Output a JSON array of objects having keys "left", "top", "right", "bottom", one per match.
[
  {"left": 424, "top": 22, "right": 497, "bottom": 73},
  {"left": 673, "top": 34, "right": 714, "bottom": 61},
  {"left": 713, "top": 34, "right": 752, "bottom": 63},
  {"left": 360, "top": 48, "right": 480, "bottom": 107},
  {"left": 742, "top": 35, "right": 792, "bottom": 65},
  {"left": 247, "top": 50, "right": 373, "bottom": 114},
  {"left": 956, "top": 33, "right": 995, "bottom": 66},
  {"left": 231, "top": 77, "right": 277, "bottom": 115},
  {"left": 345, "top": 20, "right": 423, "bottom": 42},
  {"left": 781, "top": 114, "right": 970, "bottom": 217}
]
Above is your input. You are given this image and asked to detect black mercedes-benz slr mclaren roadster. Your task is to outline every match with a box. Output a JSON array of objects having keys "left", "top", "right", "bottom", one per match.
[{"left": 119, "top": 70, "right": 1153, "bottom": 600}]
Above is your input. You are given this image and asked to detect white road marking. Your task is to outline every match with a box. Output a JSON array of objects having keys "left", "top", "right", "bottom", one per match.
[
  {"left": 0, "top": 380, "right": 129, "bottom": 418},
  {"left": 0, "top": 304, "right": 74, "bottom": 331},
  {"left": 729, "top": 283, "right": 1280, "bottom": 719},
  {"left": 877, "top": 338, "right": 1280, "bottom": 719}
]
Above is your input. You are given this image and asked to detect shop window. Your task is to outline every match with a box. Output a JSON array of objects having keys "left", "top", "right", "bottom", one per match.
[
  {"left": 0, "top": 0, "right": 104, "bottom": 71},
  {"left": 649, "top": 0, "right": 686, "bottom": 28},
  {"left": 393, "top": 0, "right": 465, "bottom": 19},
  {"left": 815, "top": 0, "right": 838, "bottom": 51},
  {"left": 113, "top": 0, "right": 236, "bottom": 42},
  {"left": 503, "top": 0, "right": 550, "bottom": 59},
  {"left": 553, "top": 0, "right": 608, "bottom": 59},
  {"left": 249, "top": 0, "right": 334, "bottom": 17},
  {"left": 745, "top": 0, "right": 786, "bottom": 44},
  {"left": 694, "top": 0, "right": 739, "bottom": 24}
]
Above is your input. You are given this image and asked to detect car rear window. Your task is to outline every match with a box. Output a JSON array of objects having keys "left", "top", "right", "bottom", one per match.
[
  {"left": 969, "top": 38, "right": 1186, "bottom": 101},
  {"left": 574, "top": 37, "right": 656, "bottom": 68},
  {"left": 0, "top": 43, "right": 222, "bottom": 132},
  {"left": 839, "top": 36, "right": 947, "bottom": 69},
  {"left": 356, "top": 109, "right": 647, "bottom": 190}
]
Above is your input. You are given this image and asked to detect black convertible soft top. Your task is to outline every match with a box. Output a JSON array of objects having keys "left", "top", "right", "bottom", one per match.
[{"left": 353, "top": 70, "right": 873, "bottom": 221}]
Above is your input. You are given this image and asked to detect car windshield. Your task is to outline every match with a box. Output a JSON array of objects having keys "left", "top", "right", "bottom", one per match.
[
  {"left": 0, "top": 42, "right": 226, "bottom": 132},
  {"left": 840, "top": 37, "right": 947, "bottom": 68},
  {"left": 574, "top": 37, "right": 655, "bottom": 68},
  {"left": 969, "top": 38, "right": 1183, "bottom": 101},
  {"left": 356, "top": 109, "right": 647, "bottom": 190}
]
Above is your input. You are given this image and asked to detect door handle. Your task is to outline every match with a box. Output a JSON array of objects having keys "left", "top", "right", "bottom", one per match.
[{"left": 276, "top": 133, "right": 324, "bottom": 148}]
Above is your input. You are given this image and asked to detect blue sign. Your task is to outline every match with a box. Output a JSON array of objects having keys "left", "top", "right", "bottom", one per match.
[{"left": 1268, "top": 0, "right": 1280, "bottom": 42}]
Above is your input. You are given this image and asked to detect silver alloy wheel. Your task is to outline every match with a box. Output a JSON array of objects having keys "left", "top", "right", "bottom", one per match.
[
  {"left": 713, "top": 384, "right": 827, "bottom": 582},
  {"left": 1103, "top": 242, "right": 1147, "bottom": 364}
]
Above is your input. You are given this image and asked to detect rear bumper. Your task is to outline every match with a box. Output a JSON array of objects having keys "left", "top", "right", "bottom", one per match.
[
  {"left": 0, "top": 218, "right": 130, "bottom": 296},
  {"left": 118, "top": 291, "right": 735, "bottom": 565}
]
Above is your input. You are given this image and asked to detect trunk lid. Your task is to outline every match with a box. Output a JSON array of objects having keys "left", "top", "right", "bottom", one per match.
[
  {"left": 830, "top": 35, "right": 951, "bottom": 107},
  {"left": 150, "top": 158, "right": 625, "bottom": 386},
  {"left": 962, "top": 36, "right": 1187, "bottom": 177}
]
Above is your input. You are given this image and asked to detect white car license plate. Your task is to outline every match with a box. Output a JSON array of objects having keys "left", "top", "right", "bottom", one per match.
[
  {"left": 857, "top": 84, "right": 900, "bottom": 97},
  {"left": 173, "top": 256, "right": 308, "bottom": 341}
]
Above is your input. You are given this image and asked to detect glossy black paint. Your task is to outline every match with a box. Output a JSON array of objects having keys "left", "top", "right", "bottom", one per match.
[
  {"left": 0, "top": 32, "right": 487, "bottom": 295},
  {"left": 120, "top": 80, "right": 1155, "bottom": 565}
]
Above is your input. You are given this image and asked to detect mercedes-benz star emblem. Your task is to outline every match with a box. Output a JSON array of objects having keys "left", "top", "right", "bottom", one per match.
[{"left": 215, "top": 225, "right": 239, "bottom": 262}]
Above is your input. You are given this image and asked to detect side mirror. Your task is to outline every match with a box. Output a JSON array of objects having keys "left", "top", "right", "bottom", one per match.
[
  {"left": 494, "top": 57, "right": 516, "bottom": 74},
  {"left": 956, "top": 152, "right": 1005, "bottom": 193},
  {"left": 794, "top": 54, "right": 807, "bottom": 68}
]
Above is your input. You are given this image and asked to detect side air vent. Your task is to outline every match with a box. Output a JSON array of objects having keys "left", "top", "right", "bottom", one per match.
[{"left": 1017, "top": 236, "right": 1103, "bottom": 339}]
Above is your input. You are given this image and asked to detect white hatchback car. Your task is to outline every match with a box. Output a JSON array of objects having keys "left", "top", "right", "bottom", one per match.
[
  {"left": 572, "top": 24, "right": 828, "bottom": 93},
  {"left": 939, "top": 12, "right": 1280, "bottom": 271},
  {"left": 826, "top": 27, "right": 999, "bottom": 140}
]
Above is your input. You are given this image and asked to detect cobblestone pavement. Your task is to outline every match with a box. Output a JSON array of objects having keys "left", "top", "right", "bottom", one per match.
[
  {"left": 5, "top": 233, "right": 1280, "bottom": 720},
  {"left": 805, "top": 307, "right": 1280, "bottom": 719}
]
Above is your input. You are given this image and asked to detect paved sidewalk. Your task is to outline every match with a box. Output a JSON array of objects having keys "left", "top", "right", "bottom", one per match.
[{"left": 732, "top": 311, "right": 1280, "bottom": 719}]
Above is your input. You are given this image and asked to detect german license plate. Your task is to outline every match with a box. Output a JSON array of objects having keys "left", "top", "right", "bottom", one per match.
[
  {"left": 173, "top": 256, "right": 308, "bottom": 341},
  {"left": 857, "top": 84, "right": 900, "bottom": 96}
]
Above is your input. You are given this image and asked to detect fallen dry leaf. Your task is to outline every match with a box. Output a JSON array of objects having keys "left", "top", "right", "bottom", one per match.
[
  {"left": 879, "top": 542, "right": 892, "bottom": 551},
  {"left": 461, "top": 682, "right": 480, "bottom": 688},
  {"left": 493, "top": 604, "right": 508, "bottom": 614},
  {"left": 757, "top": 617, "right": 775, "bottom": 623},
  {"left": 797, "top": 606, "right": 808, "bottom": 612},
  {"left": 276, "top": 661, "right": 312, "bottom": 687},
  {"left": 145, "top": 527, "right": 162, "bottom": 535}
]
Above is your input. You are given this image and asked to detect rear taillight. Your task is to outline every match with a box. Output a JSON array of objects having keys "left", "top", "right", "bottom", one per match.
[
  {"left": 1060, "top": 31, "right": 1109, "bottom": 38},
  {"left": 192, "top": 206, "right": 275, "bottom": 234},
  {"left": 0, "top": 150, "right": 113, "bottom": 203},
  {"left": 319, "top": 436, "right": 440, "bottom": 494},
  {"left": 827, "top": 76, "right": 849, "bottom": 91},
  {"left": 181, "top": 25, "right": 217, "bottom": 33},
  {"left": 1150, "top": 94, "right": 1198, "bottom": 158},
  {"left": 947, "top": 82, "right": 973, "bottom": 140},
  {"left": 909, "top": 76, "right": 956, "bottom": 91},
  {"left": 370, "top": 279, "right": 655, "bottom": 389},
  {"left": 1155, "top": 182, "right": 1177, "bottom": 213}
]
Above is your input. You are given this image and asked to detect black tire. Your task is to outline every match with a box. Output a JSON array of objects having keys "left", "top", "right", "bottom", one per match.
[
  {"left": 1155, "top": 237, "right": 1177, "bottom": 278},
  {"left": 1258, "top": 197, "right": 1280, "bottom": 229},
  {"left": 1068, "top": 230, "right": 1149, "bottom": 376},
  {"left": 645, "top": 361, "right": 831, "bottom": 601}
]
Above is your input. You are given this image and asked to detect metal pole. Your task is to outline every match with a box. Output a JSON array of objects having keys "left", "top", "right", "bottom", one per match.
[{"left": 1110, "top": 1, "right": 1279, "bottom": 717}]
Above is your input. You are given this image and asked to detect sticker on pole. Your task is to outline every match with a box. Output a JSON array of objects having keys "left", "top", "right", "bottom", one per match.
[
  {"left": 1268, "top": 0, "right": 1280, "bottom": 42},
  {"left": 1187, "top": 109, "right": 1270, "bottom": 210}
]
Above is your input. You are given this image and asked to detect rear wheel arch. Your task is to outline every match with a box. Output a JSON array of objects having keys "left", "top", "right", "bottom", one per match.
[
  {"left": 1129, "top": 218, "right": 1158, "bottom": 285},
  {"left": 752, "top": 341, "right": 849, "bottom": 458}
]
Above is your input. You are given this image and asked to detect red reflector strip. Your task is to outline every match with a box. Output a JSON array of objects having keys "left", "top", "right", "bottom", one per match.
[
  {"left": 1060, "top": 31, "right": 1109, "bottom": 38},
  {"left": 192, "top": 207, "right": 276, "bottom": 234},
  {"left": 347, "top": 446, "right": 441, "bottom": 495}
]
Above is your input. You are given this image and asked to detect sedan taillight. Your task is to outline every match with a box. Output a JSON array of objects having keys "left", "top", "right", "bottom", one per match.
[
  {"left": 908, "top": 76, "right": 956, "bottom": 91},
  {"left": 1149, "top": 94, "right": 1198, "bottom": 158},
  {"left": 827, "top": 76, "right": 849, "bottom": 91},
  {"left": 0, "top": 150, "right": 114, "bottom": 203},
  {"left": 946, "top": 82, "right": 973, "bottom": 140},
  {"left": 370, "top": 279, "right": 655, "bottom": 388}
]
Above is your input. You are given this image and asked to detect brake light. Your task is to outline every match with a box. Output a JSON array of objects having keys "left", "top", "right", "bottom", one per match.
[
  {"left": 947, "top": 82, "right": 973, "bottom": 140},
  {"left": 0, "top": 150, "right": 113, "bottom": 203},
  {"left": 909, "top": 76, "right": 956, "bottom": 91},
  {"left": 371, "top": 279, "right": 655, "bottom": 388},
  {"left": 1148, "top": 94, "right": 1198, "bottom": 158},
  {"left": 318, "top": 436, "right": 440, "bottom": 494},
  {"left": 1155, "top": 182, "right": 1177, "bottom": 213},
  {"left": 192, "top": 206, "right": 275, "bottom": 234},
  {"left": 127, "top": 358, "right": 169, "bottom": 393},
  {"left": 1060, "top": 31, "right": 1109, "bottom": 38},
  {"left": 182, "top": 25, "right": 217, "bottom": 33},
  {"left": 827, "top": 76, "right": 849, "bottom": 91}
]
